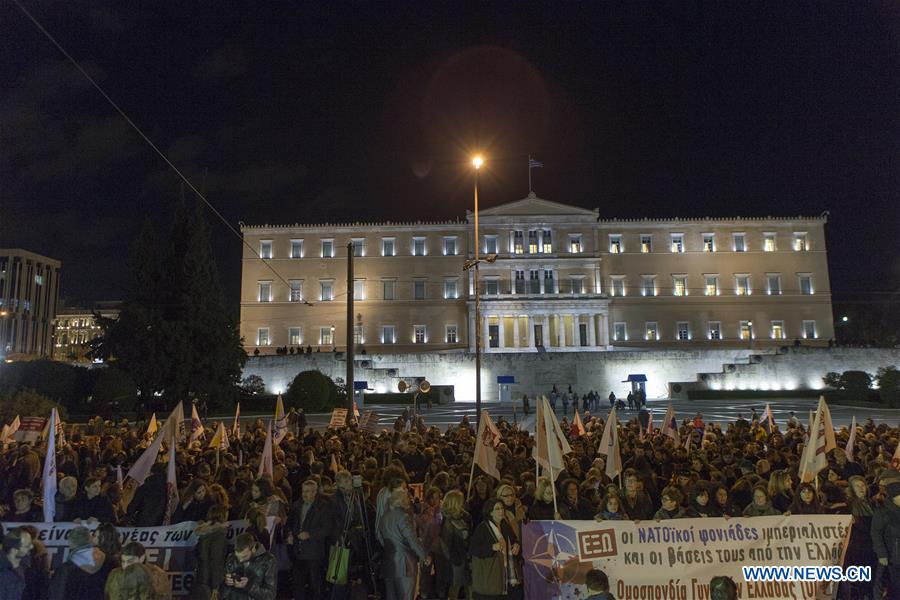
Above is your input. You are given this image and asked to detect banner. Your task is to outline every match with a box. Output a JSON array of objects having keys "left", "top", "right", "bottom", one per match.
[
  {"left": 7, "top": 519, "right": 257, "bottom": 596},
  {"left": 13, "top": 417, "right": 47, "bottom": 443},
  {"left": 329, "top": 408, "right": 348, "bottom": 428},
  {"left": 522, "top": 515, "right": 851, "bottom": 600},
  {"left": 360, "top": 411, "right": 379, "bottom": 433}
]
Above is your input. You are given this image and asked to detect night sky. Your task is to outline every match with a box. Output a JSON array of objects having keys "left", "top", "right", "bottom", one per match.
[{"left": 2, "top": 2, "right": 898, "bottom": 308}]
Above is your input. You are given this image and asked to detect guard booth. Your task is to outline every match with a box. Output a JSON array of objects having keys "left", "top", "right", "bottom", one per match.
[
  {"left": 354, "top": 381, "right": 368, "bottom": 409},
  {"left": 497, "top": 375, "right": 515, "bottom": 403},
  {"left": 623, "top": 374, "right": 647, "bottom": 395}
]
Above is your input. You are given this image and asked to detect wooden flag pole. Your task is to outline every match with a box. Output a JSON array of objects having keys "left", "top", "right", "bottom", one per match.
[{"left": 549, "top": 460, "right": 559, "bottom": 519}]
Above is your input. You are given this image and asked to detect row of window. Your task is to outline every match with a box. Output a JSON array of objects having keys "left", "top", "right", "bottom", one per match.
[
  {"left": 609, "top": 273, "right": 814, "bottom": 297},
  {"left": 255, "top": 324, "right": 459, "bottom": 347},
  {"left": 256, "top": 231, "right": 811, "bottom": 259},
  {"left": 258, "top": 278, "right": 462, "bottom": 302},
  {"left": 612, "top": 320, "right": 818, "bottom": 342}
]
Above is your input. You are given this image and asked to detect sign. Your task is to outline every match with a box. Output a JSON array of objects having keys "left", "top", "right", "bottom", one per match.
[
  {"left": 408, "top": 483, "right": 425, "bottom": 503},
  {"left": 329, "top": 408, "right": 348, "bottom": 428},
  {"left": 360, "top": 411, "right": 379, "bottom": 433},
  {"left": 13, "top": 417, "right": 47, "bottom": 443},
  {"left": 522, "top": 515, "right": 851, "bottom": 600},
  {"left": 7, "top": 519, "right": 259, "bottom": 596}
]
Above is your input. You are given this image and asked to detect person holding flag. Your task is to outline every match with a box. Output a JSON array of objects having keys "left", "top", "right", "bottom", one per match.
[
  {"left": 41, "top": 408, "right": 59, "bottom": 523},
  {"left": 597, "top": 408, "right": 623, "bottom": 484},
  {"left": 661, "top": 402, "right": 679, "bottom": 444},
  {"left": 163, "top": 430, "right": 179, "bottom": 525},
  {"left": 467, "top": 409, "right": 502, "bottom": 497}
]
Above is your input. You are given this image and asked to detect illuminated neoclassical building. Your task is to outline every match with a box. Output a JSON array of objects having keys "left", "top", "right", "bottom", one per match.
[{"left": 240, "top": 194, "right": 833, "bottom": 354}]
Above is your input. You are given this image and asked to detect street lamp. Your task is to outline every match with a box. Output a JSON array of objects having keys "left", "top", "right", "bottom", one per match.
[
  {"left": 747, "top": 321, "right": 753, "bottom": 350},
  {"left": 472, "top": 155, "right": 484, "bottom": 427}
]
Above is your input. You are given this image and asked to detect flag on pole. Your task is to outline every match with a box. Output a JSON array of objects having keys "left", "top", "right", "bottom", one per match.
[
  {"left": 646, "top": 409, "right": 653, "bottom": 434},
  {"left": 661, "top": 402, "right": 679, "bottom": 444},
  {"left": 683, "top": 431, "right": 692, "bottom": 452},
  {"left": 1, "top": 416, "right": 20, "bottom": 446},
  {"left": 41, "top": 408, "right": 58, "bottom": 523},
  {"left": 572, "top": 410, "right": 586, "bottom": 437},
  {"left": 126, "top": 401, "right": 183, "bottom": 485},
  {"left": 844, "top": 416, "right": 857, "bottom": 462},
  {"left": 597, "top": 408, "right": 622, "bottom": 479},
  {"left": 190, "top": 404, "right": 205, "bottom": 444},
  {"left": 353, "top": 400, "right": 361, "bottom": 419},
  {"left": 210, "top": 421, "right": 230, "bottom": 451},
  {"left": 473, "top": 409, "right": 502, "bottom": 480},
  {"left": 534, "top": 396, "right": 571, "bottom": 479},
  {"left": 258, "top": 421, "right": 274, "bottom": 478},
  {"left": 273, "top": 395, "right": 288, "bottom": 445},
  {"left": 892, "top": 440, "right": 900, "bottom": 470},
  {"left": 146, "top": 413, "right": 158, "bottom": 437},
  {"left": 799, "top": 397, "right": 836, "bottom": 483},
  {"left": 764, "top": 403, "right": 777, "bottom": 433},
  {"left": 41, "top": 410, "right": 65, "bottom": 446},
  {"left": 116, "top": 464, "right": 123, "bottom": 487},
  {"left": 163, "top": 431, "right": 178, "bottom": 525},
  {"left": 528, "top": 158, "right": 544, "bottom": 168},
  {"left": 232, "top": 403, "right": 241, "bottom": 439}
]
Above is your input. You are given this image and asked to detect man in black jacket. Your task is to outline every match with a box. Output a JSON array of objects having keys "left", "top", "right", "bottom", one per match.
[
  {"left": 0, "top": 528, "right": 33, "bottom": 600},
  {"left": 126, "top": 465, "right": 167, "bottom": 526},
  {"left": 223, "top": 532, "right": 277, "bottom": 600},
  {"left": 287, "top": 479, "right": 332, "bottom": 600}
]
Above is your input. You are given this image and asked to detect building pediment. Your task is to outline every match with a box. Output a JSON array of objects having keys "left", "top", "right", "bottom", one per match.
[{"left": 470, "top": 193, "right": 599, "bottom": 220}]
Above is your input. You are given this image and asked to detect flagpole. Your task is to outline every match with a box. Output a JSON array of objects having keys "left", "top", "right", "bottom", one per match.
[
  {"left": 528, "top": 155, "right": 532, "bottom": 193},
  {"left": 549, "top": 461, "right": 558, "bottom": 519},
  {"left": 466, "top": 456, "right": 477, "bottom": 499}
]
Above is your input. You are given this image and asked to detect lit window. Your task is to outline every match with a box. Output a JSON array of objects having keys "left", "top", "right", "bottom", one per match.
[
  {"left": 569, "top": 234, "right": 583, "bottom": 253},
  {"left": 705, "top": 275, "right": 719, "bottom": 296},
  {"left": 485, "top": 279, "right": 500, "bottom": 296},
  {"left": 257, "top": 328, "right": 270, "bottom": 346},
  {"left": 382, "top": 238, "right": 395, "bottom": 257},
  {"left": 702, "top": 234, "right": 715, "bottom": 252},
  {"left": 446, "top": 325, "right": 458, "bottom": 344},
  {"left": 771, "top": 321, "right": 785, "bottom": 340},
  {"left": 542, "top": 229, "right": 552, "bottom": 253},
  {"left": 641, "top": 275, "right": 656, "bottom": 297},
  {"left": 35, "top": 274, "right": 44, "bottom": 285},
  {"left": 320, "top": 280, "right": 334, "bottom": 301},
  {"left": 767, "top": 274, "right": 782, "bottom": 295},
  {"left": 733, "top": 233, "right": 746, "bottom": 252},
  {"left": 528, "top": 231, "right": 539, "bottom": 254},
  {"left": 354, "top": 325, "right": 364, "bottom": 345},
  {"left": 258, "top": 281, "right": 272, "bottom": 303},
  {"left": 290, "top": 239, "right": 303, "bottom": 258},
  {"left": 799, "top": 274, "right": 813, "bottom": 295},
  {"left": 382, "top": 325, "right": 396, "bottom": 344},
  {"left": 353, "top": 279, "right": 365, "bottom": 300},
  {"left": 645, "top": 322, "right": 659, "bottom": 341},
  {"left": 640, "top": 235, "right": 652, "bottom": 253},
  {"left": 609, "top": 235, "right": 622, "bottom": 254},
  {"left": 444, "top": 279, "right": 458, "bottom": 299},
  {"left": 289, "top": 280, "right": 303, "bottom": 302},
  {"left": 676, "top": 322, "right": 690, "bottom": 340},
  {"left": 513, "top": 231, "right": 524, "bottom": 254},
  {"left": 740, "top": 321, "right": 753, "bottom": 341},
  {"left": 673, "top": 275, "right": 687, "bottom": 297},
  {"left": 708, "top": 322, "right": 722, "bottom": 340},
  {"left": 289, "top": 327, "right": 302, "bottom": 345},
  {"left": 382, "top": 279, "right": 395, "bottom": 300},
  {"left": 320, "top": 327, "right": 334, "bottom": 346},
  {"left": 613, "top": 322, "right": 627, "bottom": 341},
  {"left": 735, "top": 274, "right": 751, "bottom": 296},
  {"left": 570, "top": 277, "right": 585, "bottom": 294},
  {"left": 803, "top": 320, "right": 817, "bottom": 339},
  {"left": 763, "top": 233, "right": 777, "bottom": 252},
  {"left": 443, "top": 237, "right": 457, "bottom": 256},
  {"left": 670, "top": 234, "right": 684, "bottom": 253},
  {"left": 414, "top": 325, "right": 427, "bottom": 344},
  {"left": 352, "top": 238, "right": 365, "bottom": 257},
  {"left": 484, "top": 235, "right": 498, "bottom": 254},
  {"left": 259, "top": 240, "right": 273, "bottom": 259},
  {"left": 610, "top": 277, "right": 626, "bottom": 297},
  {"left": 321, "top": 239, "right": 334, "bottom": 258},
  {"left": 414, "top": 280, "right": 426, "bottom": 300},
  {"left": 793, "top": 233, "right": 808, "bottom": 252},
  {"left": 413, "top": 237, "right": 427, "bottom": 256}
]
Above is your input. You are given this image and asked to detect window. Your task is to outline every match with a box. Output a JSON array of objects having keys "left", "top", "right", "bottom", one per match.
[
  {"left": 485, "top": 279, "right": 500, "bottom": 296},
  {"left": 529, "top": 270, "right": 541, "bottom": 294},
  {"left": 35, "top": 274, "right": 44, "bottom": 285},
  {"left": 320, "top": 326, "right": 334, "bottom": 346},
  {"left": 382, "top": 279, "right": 396, "bottom": 300},
  {"left": 488, "top": 323, "right": 499, "bottom": 348},
  {"left": 579, "top": 322, "right": 589, "bottom": 346},
  {"left": 446, "top": 324, "right": 458, "bottom": 344},
  {"left": 708, "top": 321, "right": 722, "bottom": 340},
  {"left": 739, "top": 320, "right": 752, "bottom": 341},
  {"left": 793, "top": 232, "right": 808, "bottom": 252},
  {"left": 444, "top": 278, "right": 458, "bottom": 299},
  {"left": 353, "top": 279, "right": 365, "bottom": 300},
  {"left": 412, "top": 237, "right": 427, "bottom": 256},
  {"left": 702, "top": 234, "right": 715, "bottom": 252},
  {"left": 676, "top": 321, "right": 690, "bottom": 341},
  {"left": 514, "top": 270, "right": 525, "bottom": 294},
  {"left": 321, "top": 239, "right": 334, "bottom": 258},
  {"left": 382, "top": 325, "right": 396, "bottom": 344},
  {"left": 670, "top": 233, "right": 684, "bottom": 253},
  {"left": 641, "top": 275, "right": 656, "bottom": 297},
  {"left": 673, "top": 275, "right": 687, "bottom": 297},
  {"left": 640, "top": 234, "right": 652, "bottom": 253},
  {"left": 484, "top": 235, "right": 498, "bottom": 254},
  {"left": 542, "top": 230, "right": 552, "bottom": 253},
  {"left": 735, "top": 274, "right": 751, "bottom": 296},
  {"left": 290, "top": 239, "right": 303, "bottom": 258},
  {"left": 354, "top": 325, "right": 364, "bottom": 345},
  {"left": 257, "top": 328, "right": 270, "bottom": 346},
  {"left": 609, "top": 234, "right": 623, "bottom": 254},
  {"left": 288, "top": 327, "right": 302, "bottom": 345},
  {"left": 289, "top": 280, "right": 303, "bottom": 302},
  {"left": 382, "top": 238, "right": 395, "bottom": 257},
  {"left": 610, "top": 276, "right": 626, "bottom": 297},
  {"left": 352, "top": 238, "right": 365, "bottom": 257},
  {"left": 414, "top": 280, "right": 426, "bottom": 300},
  {"left": 570, "top": 277, "right": 585, "bottom": 294},
  {"left": 260, "top": 240, "right": 273, "bottom": 259},
  {"left": 320, "top": 280, "right": 334, "bottom": 301},
  {"left": 763, "top": 233, "right": 777, "bottom": 252},
  {"left": 645, "top": 322, "right": 659, "bottom": 341},
  {"left": 528, "top": 230, "right": 539, "bottom": 254},
  {"left": 767, "top": 274, "right": 782, "bottom": 296},
  {"left": 443, "top": 237, "right": 457, "bottom": 256},
  {"left": 771, "top": 320, "right": 785, "bottom": 340},
  {"left": 543, "top": 270, "right": 555, "bottom": 294},
  {"left": 705, "top": 275, "right": 719, "bottom": 296},
  {"left": 799, "top": 274, "right": 813, "bottom": 295},
  {"left": 258, "top": 281, "right": 272, "bottom": 302},
  {"left": 569, "top": 234, "right": 583, "bottom": 254},
  {"left": 613, "top": 322, "right": 627, "bottom": 342},
  {"left": 414, "top": 325, "right": 427, "bottom": 344},
  {"left": 733, "top": 233, "right": 746, "bottom": 252},
  {"left": 803, "top": 320, "right": 817, "bottom": 339},
  {"left": 513, "top": 231, "right": 524, "bottom": 254}
]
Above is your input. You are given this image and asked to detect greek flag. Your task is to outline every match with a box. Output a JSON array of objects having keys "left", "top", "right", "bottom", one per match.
[{"left": 528, "top": 158, "right": 544, "bottom": 168}]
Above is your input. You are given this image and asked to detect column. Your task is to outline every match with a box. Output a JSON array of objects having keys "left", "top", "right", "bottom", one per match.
[
  {"left": 542, "top": 315, "right": 550, "bottom": 348},
  {"left": 498, "top": 315, "right": 505, "bottom": 349},
  {"left": 513, "top": 316, "right": 520, "bottom": 348},
  {"left": 568, "top": 314, "right": 577, "bottom": 347},
  {"left": 469, "top": 311, "right": 476, "bottom": 352},
  {"left": 587, "top": 313, "right": 596, "bottom": 346},
  {"left": 483, "top": 314, "right": 491, "bottom": 351},
  {"left": 539, "top": 270, "right": 545, "bottom": 294},
  {"left": 528, "top": 315, "right": 535, "bottom": 347},
  {"left": 511, "top": 269, "right": 517, "bottom": 295},
  {"left": 598, "top": 314, "right": 610, "bottom": 346}
]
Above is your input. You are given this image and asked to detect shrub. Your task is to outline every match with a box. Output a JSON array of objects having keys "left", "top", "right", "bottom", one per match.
[
  {"left": 839, "top": 371, "right": 873, "bottom": 396},
  {"left": 822, "top": 372, "right": 841, "bottom": 389},
  {"left": 89, "top": 367, "right": 138, "bottom": 414},
  {"left": 0, "top": 388, "right": 67, "bottom": 424},
  {"left": 240, "top": 374, "right": 266, "bottom": 395},
  {"left": 284, "top": 370, "right": 339, "bottom": 412},
  {"left": 876, "top": 366, "right": 900, "bottom": 408},
  {"left": 0, "top": 360, "right": 90, "bottom": 408}
]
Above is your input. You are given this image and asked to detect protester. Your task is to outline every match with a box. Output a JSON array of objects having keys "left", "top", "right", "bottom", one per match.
[
  {"left": 286, "top": 479, "right": 330, "bottom": 600},
  {"left": 470, "top": 499, "right": 521, "bottom": 600},
  {"left": 2, "top": 490, "right": 42, "bottom": 523},
  {"left": 585, "top": 568, "right": 615, "bottom": 600},
  {"left": 380, "top": 488, "right": 428, "bottom": 600},
  {"left": 78, "top": 477, "right": 117, "bottom": 523},
  {"left": 221, "top": 532, "right": 276, "bottom": 600},
  {"left": 440, "top": 489, "right": 472, "bottom": 600},
  {"left": 48, "top": 526, "right": 113, "bottom": 599},
  {"left": 104, "top": 541, "right": 171, "bottom": 599},
  {"left": 191, "top": 505, "right": 229, "bottom": 600},
  {"left": 0, "top": 528, "right": 33, "bottom": 599}
]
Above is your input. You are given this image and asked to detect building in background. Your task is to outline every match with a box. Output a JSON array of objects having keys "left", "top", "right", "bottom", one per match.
[
  {"left": 0, "top": 249, "right": 61, "bottom": 360},
  {"left": 52, "top": 301, "right": 121, "bottom": 362},
  {"left": 240, "top": 194, "right": 833, "bottom": 354}
]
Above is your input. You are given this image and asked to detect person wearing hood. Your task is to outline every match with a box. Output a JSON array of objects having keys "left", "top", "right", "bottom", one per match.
[
  {"left": 653, "top": 487, "right": 686, "bottom": 520},
  {"left": 191, "top": 505, "right": 229, "bottom": 600},
  {"left": 0, "top": 528, "right": 33, "bottom": 600},
  {"left": 685, "top": 482, "right": 716, "bottom": 518},
  {"left": 48, "top": 526, "right": 113, "bottom": 600},
  {"left": 789, "top": 483, "right": 821, "bottom": 515},
  {"left": 221, "top": 532, "right": 277, "bottom": 600},
  {"left": 743, "top": 485, "right": 780, "bottom": 517}
]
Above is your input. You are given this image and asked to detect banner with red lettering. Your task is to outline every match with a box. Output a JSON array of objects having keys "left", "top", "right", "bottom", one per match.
[{"left": 522, "top": 515, "right": 852, "bottom": 600}]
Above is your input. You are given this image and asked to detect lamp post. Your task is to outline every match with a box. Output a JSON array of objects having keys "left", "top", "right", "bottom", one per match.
[
  {"left": 472, "top": 155, "right": 483, "bottom": 428},
  {"left": 747, "top": 321, "right": 753, "bottom": 351}
]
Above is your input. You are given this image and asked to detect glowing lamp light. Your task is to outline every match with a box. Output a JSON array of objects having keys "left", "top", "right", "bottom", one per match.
[{"left": 472, "top": 155, "right": 484, "bottom": 169}]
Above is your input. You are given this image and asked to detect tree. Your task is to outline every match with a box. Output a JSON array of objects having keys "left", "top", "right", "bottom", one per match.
[
  {"left": 240, "top": 374, "right": 266, "bottom": 395},
  {"left": 876, "top": 366, "right": 900, "bottom": 407},
  {"left": 285, "top": 370, "right": 339, "bottom": 412},
  {"left": 0, "top": 388, "right": 67, "bottom": 424}
]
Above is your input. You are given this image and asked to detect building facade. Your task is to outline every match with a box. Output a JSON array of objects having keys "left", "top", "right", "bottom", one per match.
[
  {"left": 0, "top": 249, "right": 61, "bottom": 359},
  {"left": 240, "top": 194, "right": 833, "bottom": 354},
  {"left": 52, "top": 301, "right": 121, "bottom": 362}
]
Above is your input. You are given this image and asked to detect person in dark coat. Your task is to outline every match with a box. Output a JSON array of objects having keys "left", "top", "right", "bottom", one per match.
[
  {"left": 470, "top": 499, "right": 520, "bottom": 600},
  {"left": 18, "top": 525, "right": 50, "bottom": 600},
  {"left": 48, "top": 526, "right": 113, "bottom": 600},
  {"left": 54, "top": 476, "right": 82, "bottom": 523},
  {"left": 76, "top": 477, "right": 117, "bottom": 524},
  {"left": 191, "top": 505, "right": 229, "bottom": 600},
  {"left": 379, "top": 488, "right": 428, "bottom": 600},
  {"left": 2, "top": 490, "right": 43, "bottom": 523},
  {"left": 286, "top": 479, "right": 332, "bottom": 600},
  {"left": 173, "top": 479, "right": 212, "bottom": 523},
  {"left": 871, "top": 482, "right": 900, "bottom": 598},
  {"left": 528, "top": 477, "right": 558, "bottom": 521},
  {"left": 0, "top": 528, "right": 33, "bottom": 600},
  {"left": 222, "top": 533, "right": 277, "bottom": 600},
  {"left": 126, "top": 467, "right": 167, "bottom": 527}
]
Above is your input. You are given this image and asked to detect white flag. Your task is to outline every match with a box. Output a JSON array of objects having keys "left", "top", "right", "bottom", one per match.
[
  {"left": 146, "top": 413, "right": 158, "bottom": 437},
  {"left": 40, "top": 410, "right": 64, "bottom": 446},
  {"left": 190, "top": 404, "right": 205, "bottom": 444},
  {"left": 1, "top": 415, "right": 20, "bottom": 444},
  {"left": 892, "top": 439, "right": 900, "bottom": 470},
  {"left": 116, "top": 464, "right": 123, "bottom": 487},
  {"left": 799, "top": 397, "right": 836, "bottom": 483},
  {"left": 683, "top": 431, "right": 692, "bottom": 452},
  {"left": 597, "top": 408, "right": 622, "bottom": 479},
  {"left": 273, "top": 395, "right": 288, "bottom": 445},
  {"left": 127, "top": 402, "right": 182, "bottom": 485},
  {"left": 533, "top": 396, "right": 571, "bottom": 479},
  {"left": 572, "top": 410, "right": 586, "bottom": 437},
  {"left": 473, "top": 409, "right": 502, "bottom": 480},
  {"left": 41, "top": 408, "right": 58, "bottom": 523},
  {"left": 232, "top": 403, "right": 241, "bottom": 439},
  {"left": 764, "top": 403, "right": 777, "bottom": 433},
  {"left": 163, "top": 431, "right": 178, "bottom": 525},
  {"left": 210, "top": 421, "right": 230, "bottom": 451},
  {"left": 258, "top": 421, "right": 274, "bottom": 478},
  {"left": 844, "top": 416, "right": 857, "bottom": 462},
  {"left": 661, "top": 402, "right": 680, "bottom": 444}
]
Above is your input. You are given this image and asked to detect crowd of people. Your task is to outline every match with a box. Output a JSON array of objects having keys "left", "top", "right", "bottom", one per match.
[{"left": 0, "top": 396, "right": 897, "bottom": 600}]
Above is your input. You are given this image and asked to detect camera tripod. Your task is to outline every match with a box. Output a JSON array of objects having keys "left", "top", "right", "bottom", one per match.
[{"left": 331, "top": 480, "right": 379, "bottom": 600}]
